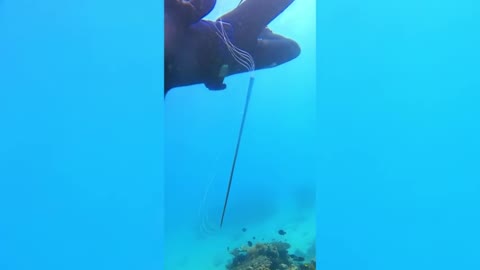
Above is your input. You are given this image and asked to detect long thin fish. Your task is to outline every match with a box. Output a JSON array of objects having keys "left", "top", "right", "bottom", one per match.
[{"left": 220, "top": 76, "right": 255, "bottom": 228}]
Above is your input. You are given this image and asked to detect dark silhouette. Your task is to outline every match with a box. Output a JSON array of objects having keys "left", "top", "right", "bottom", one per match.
[{"left": 165, "top": 0, "right": 300, "bottom": 96}]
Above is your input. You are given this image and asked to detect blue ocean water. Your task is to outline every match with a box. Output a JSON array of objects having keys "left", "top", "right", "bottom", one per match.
[
  {"left": 317, "top": 0, "right": 480, "bottom": 269},
  {"left": 164, "top": 1, "right": 316, "bottom": 269},
  {"left": 1, "top": 1, "right": 164, "bottom": 269}
]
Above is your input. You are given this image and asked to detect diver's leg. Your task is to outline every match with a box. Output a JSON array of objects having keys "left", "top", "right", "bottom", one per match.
[
  {"left": 217, "top": 0, "right": 295, "bottom": 50},
  {"left": 166, "top": 0, "right": 217, "bottom": 25},
  {"left": 252, "top": 32, "right": 301, "bottom": 70},
  {"left": 225, "top": 28, "right": 300, "bottom": 75},
  {"left": 186, "top": 0, "right": 217, "bottom": 24},
  {"left": 228, "top": 31, "right": 300, "bottom": 75}
]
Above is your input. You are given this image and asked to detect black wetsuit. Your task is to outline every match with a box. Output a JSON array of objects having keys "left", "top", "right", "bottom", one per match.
[{"left": 165, "top": 0, "right": 300, "bottom": 96}]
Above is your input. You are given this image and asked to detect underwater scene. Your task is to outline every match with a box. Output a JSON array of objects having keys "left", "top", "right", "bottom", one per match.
[
  {"left": 165, "top": 0, "right": 316, "bottom": 269},
  {"left": 3, "top": 0, "right": 480, "bottom": 269}
]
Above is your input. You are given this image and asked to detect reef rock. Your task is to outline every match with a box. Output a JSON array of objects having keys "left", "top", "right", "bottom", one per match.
[{"left": 227, "top": 241, "right": 315, "bottom": 270}]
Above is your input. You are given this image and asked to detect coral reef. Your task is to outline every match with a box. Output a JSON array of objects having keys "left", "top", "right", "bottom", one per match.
[{"left": 227, "top": 241, "right": 315, "bottom": 270}]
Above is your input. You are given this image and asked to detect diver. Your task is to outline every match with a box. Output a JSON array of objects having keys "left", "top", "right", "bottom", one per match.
[{"left": 165, "top": 0, "right": 301, "bottom": 96}]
